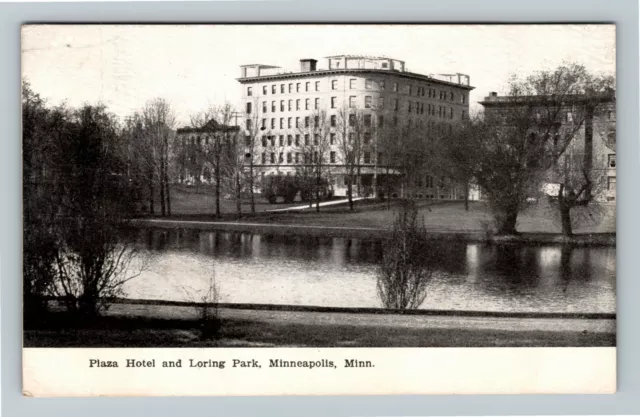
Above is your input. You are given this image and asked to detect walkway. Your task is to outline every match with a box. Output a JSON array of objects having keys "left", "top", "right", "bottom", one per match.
[
  {"left": 107, "top": 303, "right": 616, "bottom": 335},
  {"left": 266, "top": 197, "right": 367, "bottom": 212},
  {"left": 138, "top": 218, "right": 382, "bottom": 232}
]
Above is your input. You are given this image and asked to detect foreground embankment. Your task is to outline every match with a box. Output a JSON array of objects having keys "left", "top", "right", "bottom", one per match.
[
  {"left": 24, "top": 299, "right": 616, "bottom": 348},
  {"left": 131, "top": 218, "right": 616, "bottom": 246}
]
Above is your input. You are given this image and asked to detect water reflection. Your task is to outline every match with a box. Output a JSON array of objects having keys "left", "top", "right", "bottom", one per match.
[{"left": 125, "top": 229, "right": 616, "bottom": 313}]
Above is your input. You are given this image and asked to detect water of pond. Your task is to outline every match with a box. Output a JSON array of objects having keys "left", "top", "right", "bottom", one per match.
[{"left": 122, "top": 229, "right": 616, "bottom": 314}]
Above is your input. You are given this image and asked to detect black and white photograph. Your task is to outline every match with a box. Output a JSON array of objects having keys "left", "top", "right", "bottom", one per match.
[{"left": 21, "top": 24, "right": 616, "bottom": 396}]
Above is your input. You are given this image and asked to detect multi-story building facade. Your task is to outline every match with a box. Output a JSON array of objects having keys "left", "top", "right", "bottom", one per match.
[
  {"left": 480, "top": 91, "right": 616, "bottom": 203},
  {"left": 238, "top": 55, "right": 474, "bottom": 199},
  {"left": 174, "top": 119, "right": 240, "bottom": 185}
]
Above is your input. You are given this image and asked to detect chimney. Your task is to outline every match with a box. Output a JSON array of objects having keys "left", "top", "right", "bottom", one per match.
[
  {"left": 300, "top": 59, "right": 318, "bottom": 72},
  {"left": 489, "top": 91, "right": 498, "bottom": 97}
]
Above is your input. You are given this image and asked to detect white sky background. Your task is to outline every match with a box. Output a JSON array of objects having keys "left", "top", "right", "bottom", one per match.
[{"left": 21, "top": 24, "right": 616, "bottom": 127}]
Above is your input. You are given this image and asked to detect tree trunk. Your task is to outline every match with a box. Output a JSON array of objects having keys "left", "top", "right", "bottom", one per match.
[
  {"left": 347, "top": 173, "right": 354, "bottom": 211},
  {"left": 215, "top": 153, "right": 221, "bottom": 218},
  {"left": 164, "top": 139, "right": 171, "bottom": 216},
  {"left": 159, "top": 170, "right": 166, "bottom": 217},
  {"left": 558, "top": 184, "right": 573, "bottom": 236},
  {"left": 386, "top": 166, "right": 391, "bottom": 210},
  {"left": 356, "top": 165, "right": 361, "bottom": 198},
  {"left": 560, "top": 203, "right": 573, "bottom": 236},
  {"left": 78, "top": 289, "right": 99, "bottom": 318},
  {"left": 165, "top": 173, "right": 171, "bottom": 216},
  {"left": 159, "top": 141, "right": 166, "bottom": 216},
  {"left": 236, "top": 171, "right": 242, "bottom": 219},
  {"left": 316, "top": 171, "right": 321, "bottom": 213},
  {"left": 583, "top": 105, "right": 594, "bottom": 201},
  {"left": 249, "top": 161, "right": 256, "bottom": 215},
  {"left": 148, "top": 169, "right": 154, "bottom": 215},
  {"left": 373, "top": 168, "right": 378, "bottom": 200},
  {"left": 464, "top": 181, "right": 469, "bottom": 211},
  {"left": 496, "top": 208, "right": 519, "bottom": 235}
]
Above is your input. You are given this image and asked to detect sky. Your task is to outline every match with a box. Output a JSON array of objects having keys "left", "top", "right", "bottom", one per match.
[{"left": 21, "top": 24, "right": 616, "bottom": 127}]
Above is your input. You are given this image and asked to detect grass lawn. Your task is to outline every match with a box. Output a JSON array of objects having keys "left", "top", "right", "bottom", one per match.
[
  {"left": 158, "top": 184, "right": 301, "bottom": 215},
  {"left": 270, "top": 199, "right": 616, "bottom": 234},
  {"left": 152, "top": 185, "right": 615, "bottom": 234}
]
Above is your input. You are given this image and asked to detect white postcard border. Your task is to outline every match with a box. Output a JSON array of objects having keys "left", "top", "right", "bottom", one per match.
[{"left": 23, "top": 347, "right": 616, "bottom": 397}]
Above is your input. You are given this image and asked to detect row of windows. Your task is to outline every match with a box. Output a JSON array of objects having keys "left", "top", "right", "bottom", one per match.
[
  {"left": 255, "top": 131, "right": 376, "bottom": 148},
  {"left": 258, "top": 152, "right": 455, "bottom": 168},
  {"left": 246, "top": 113, "right": 457, "bottom": 132},
  {"left": 247, "top": 82, "right": 322, "bottom": 97},
  {"left": 247, "top": 98, "right": 323, "bottom": 114},
  {"left": 260, "top": 151, "right": 375, "bottom": 165},
  {"left": 247, "top": 80, "right": 467, "bottom": 103},
  {"left": 247, "top": 97, "right": 463, "bottom": 120}
]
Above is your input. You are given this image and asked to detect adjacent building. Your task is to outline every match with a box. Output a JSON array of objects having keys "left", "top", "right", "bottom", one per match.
[
  {"left": 480, "top": 91, "right": 616, "bottom": 203},
  {"left": 237, "top": 55, "right": 474, "bottom": 198},
  {"left": 174, "top": 119, "right": 240, "bottom": 185}
]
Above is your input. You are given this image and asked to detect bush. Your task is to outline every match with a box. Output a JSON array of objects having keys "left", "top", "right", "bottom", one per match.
[
  {"left": 181, "top": 273, "right": 222, "bottom": 341},
  {"left": 263, "top": 175, "right": 300, "bottom": 204},
  {"left": 376, "top": 201, "right": 436, "bottom": 309}
]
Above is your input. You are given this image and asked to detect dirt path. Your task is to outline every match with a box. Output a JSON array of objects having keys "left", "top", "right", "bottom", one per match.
[{"left": 109, "top": 303, "right": 615, "bottom": 335}]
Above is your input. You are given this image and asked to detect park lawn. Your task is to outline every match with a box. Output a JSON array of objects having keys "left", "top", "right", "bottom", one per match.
[
  {"left": 245, "top": 200, "right": 616, "bottom": 234},
  {"left": 155, "top": 185, "right": 615, "bottom": 234},
  {"left": 161, "top": 184, "right": 296, "bottom": 215}
]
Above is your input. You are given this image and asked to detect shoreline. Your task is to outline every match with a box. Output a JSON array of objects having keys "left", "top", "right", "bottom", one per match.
[
  {"left": 47, "top": 297, "right": 617, "bottom": 320},
  {"left": 131, "top": 218, "right": 616, "bottom": 246}
]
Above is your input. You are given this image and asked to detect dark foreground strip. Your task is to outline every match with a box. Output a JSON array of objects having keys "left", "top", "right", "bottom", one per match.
[{"left": 100, "top": 297, "right": 615, "bottom": 320}]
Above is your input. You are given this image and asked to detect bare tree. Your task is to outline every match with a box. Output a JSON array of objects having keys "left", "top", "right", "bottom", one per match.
[
  {"left": 211, "top": 103, "right": 249, "bottom": 219},
  {"left": 375, "top": 110, "right": 403, "bottom": 209},
  {"left": 296, "top": 109, "right": 333, "bottom": 211},
  {"left": 189, "top": 103, "right": 239, "bottom": 218},
  {"left": 375, "top": 108, "right": 439, "bottom": 207},
  {"left": 551, "top": 95, "right": 614, "bottom": 235},
  {"left": 440, "top": 118, "right": 483, "bottom": 211},
  {"left": 137, "top": 98, "right": 177, "bottom": 217},
  {"left": 335, "top": 106, "right": 367, "bottom": 211},
  {"left": 242, "top": 97, "right": 277, "bottom": 213}
]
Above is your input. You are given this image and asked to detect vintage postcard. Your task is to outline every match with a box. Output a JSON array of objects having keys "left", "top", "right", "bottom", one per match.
[{"left": 22, "top": 24, "right": 616, "bottom": 397}]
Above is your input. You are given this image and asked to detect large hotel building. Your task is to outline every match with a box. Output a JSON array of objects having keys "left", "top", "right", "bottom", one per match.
[{"left": 237, "top": 55, "right": 474, "bottom": 199}]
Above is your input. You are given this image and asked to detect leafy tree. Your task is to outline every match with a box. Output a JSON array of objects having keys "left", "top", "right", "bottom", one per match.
[
  {"left": 22, "top": 80, "right": 59, "bottom": 322},
  {"left": 48, "top": 105, "right": 146, "bottom": 317},
  {"left": 473, "top": 63, "right": 614, "bottom": 235}
]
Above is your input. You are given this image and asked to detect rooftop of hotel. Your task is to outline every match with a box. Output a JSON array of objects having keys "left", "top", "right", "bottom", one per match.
[{"left": 238, "top": 55, "right": 473, "bottom": 89}]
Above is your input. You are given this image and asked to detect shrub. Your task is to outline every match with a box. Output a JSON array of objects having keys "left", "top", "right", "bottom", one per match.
[
  {"left": 376, "top": 201, "right": 436, "bottom": 309},
  {"left": 182, "top": 273, "right": 222, "bottom": 341}
]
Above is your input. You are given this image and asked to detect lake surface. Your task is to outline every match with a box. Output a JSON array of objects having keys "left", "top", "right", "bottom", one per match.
[{"left": 123, "top": 229, "right": 616, "bottom": 314}]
